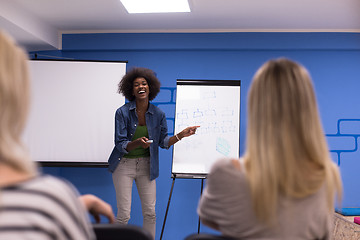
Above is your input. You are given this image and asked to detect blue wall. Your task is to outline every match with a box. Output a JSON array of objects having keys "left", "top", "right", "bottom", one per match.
[{"left": 33, "top": 32, "right": 360, "bottom": 240}]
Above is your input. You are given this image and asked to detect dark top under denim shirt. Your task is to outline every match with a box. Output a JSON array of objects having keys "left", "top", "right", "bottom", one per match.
[
  {"left": 124, "top": 125, "right": 150, "bottom": 158},
  {"left": 108, "top": 101, "right": 170, "bottom": 180}
]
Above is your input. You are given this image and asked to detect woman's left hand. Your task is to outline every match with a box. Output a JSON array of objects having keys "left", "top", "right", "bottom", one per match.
[{"left": 179, "top": 126, "right": 200, "bottom": 139}]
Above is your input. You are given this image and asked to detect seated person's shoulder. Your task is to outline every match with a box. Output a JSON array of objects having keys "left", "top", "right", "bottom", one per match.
[
  {"left": 28, "top": 175, "right": 80, "bottom": 201},
  {"left": 209, "top": 158, "right": 243, "bottom": 176},
  {"left": 231, "top": 158, "right": 242, "bottom": 170}
]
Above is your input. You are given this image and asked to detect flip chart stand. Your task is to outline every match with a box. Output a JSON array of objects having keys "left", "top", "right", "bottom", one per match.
[{"left": 160, "top": 173, "right": 206, "bottom": 240}]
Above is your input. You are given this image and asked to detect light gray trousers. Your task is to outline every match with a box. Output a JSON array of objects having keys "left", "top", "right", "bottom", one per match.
[{"left": 112, "top": 157, "right": 156, "bottom": 239}]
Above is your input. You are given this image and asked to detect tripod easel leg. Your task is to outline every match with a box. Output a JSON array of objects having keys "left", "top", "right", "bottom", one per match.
[
  {"left": 160, "top": 177, "right": 176, "bottom": 240},
  {"left": 198, "top": 178, "right": 204, "bottom": 233}
]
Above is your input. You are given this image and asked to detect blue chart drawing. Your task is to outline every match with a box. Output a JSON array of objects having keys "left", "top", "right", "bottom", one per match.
[
  {"left": 177, "top": 110, "right": 188, "bottom": 120},
  {"left": 216, "top": 137, "right": 231, "bottom": 156},
  {"left": 193, "top": 109, "right": 203, "bottom": 118}
]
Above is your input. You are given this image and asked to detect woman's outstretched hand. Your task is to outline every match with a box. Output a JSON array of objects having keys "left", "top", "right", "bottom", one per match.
[{"left": 179, "top": 126, "right": 200, "bottom": 139}]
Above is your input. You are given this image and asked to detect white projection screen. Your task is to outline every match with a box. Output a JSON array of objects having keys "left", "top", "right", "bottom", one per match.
[
  {"left": 22, "top": 60, "right": 126, "bottom": 166},
  {"left": 172, "top": 80, "right": 241, "bottom": 178}
]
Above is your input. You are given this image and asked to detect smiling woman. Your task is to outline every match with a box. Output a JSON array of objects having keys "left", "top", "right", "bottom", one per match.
[{"left": 107, "top": 67, "right": 199, "bottom": 239}]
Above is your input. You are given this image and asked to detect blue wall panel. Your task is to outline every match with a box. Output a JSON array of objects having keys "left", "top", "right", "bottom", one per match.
[{"left": 34, "top": 32, "right": 360, "bottom": 240}]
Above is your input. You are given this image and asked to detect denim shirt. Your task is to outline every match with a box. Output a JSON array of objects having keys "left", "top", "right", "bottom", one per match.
[{"left": 108, "top": 101, "right": 170, "bottom": 180}]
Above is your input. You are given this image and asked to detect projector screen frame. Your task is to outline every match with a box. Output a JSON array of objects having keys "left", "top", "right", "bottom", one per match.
[{"left": 25, "top": 59, "right": 127, "bottom": 168}]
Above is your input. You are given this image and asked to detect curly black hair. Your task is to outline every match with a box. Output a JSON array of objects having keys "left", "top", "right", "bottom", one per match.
[{"left": 118, "top": 67, "right": 161, "bottom": 101}]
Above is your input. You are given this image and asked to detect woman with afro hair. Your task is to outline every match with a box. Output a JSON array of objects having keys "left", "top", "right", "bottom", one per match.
[{"left": 108, "top": 67, "right": 198, "bottom": 239}]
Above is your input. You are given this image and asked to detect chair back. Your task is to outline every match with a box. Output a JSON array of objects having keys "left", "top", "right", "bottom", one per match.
[
  {"left": 185, "top": 233, "right": 327, "bottom": 240},
  {"left": 185, "top": 233, "right": 237, "bottom": 240},
  {"left": 93, "top": 224, "right": 153, "bottom": 240}
]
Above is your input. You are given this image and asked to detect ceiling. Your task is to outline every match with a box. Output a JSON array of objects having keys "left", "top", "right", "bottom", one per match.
[{"left": 1, "top": 0, "right": 359, "bottom": 51}]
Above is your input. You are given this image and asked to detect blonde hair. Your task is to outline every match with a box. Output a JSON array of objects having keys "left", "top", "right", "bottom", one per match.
[
  {"left": 244, "top": 58, "right": 342, "bottom": 225},
  {"left": 0, "top": 31, "right": 37, "bottom": 175}
]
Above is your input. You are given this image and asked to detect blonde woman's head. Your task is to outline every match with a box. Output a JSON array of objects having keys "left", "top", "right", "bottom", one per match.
[
  {"left": 247, "top": 58, "right": 323, "bottom": 167},
  {"left": 245, "top": 58, "right": 341, "bottom": 224},
  {"left": 0, "top": 31, "right": 37, "bottom": 175}
]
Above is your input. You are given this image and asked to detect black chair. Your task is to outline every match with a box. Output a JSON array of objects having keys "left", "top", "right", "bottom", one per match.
[
  {"left": 185, "top": 233, "right": 237, "bottom": 240},
  {"left": 185, "top": 233, "right": 327, "bottom": 240},
  {"left": 93, "top": 224, "right": 153, "bottom": 240}
]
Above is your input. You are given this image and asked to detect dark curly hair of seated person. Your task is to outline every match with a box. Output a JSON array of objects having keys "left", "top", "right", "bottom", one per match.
[{"left": 118, "top": 67, "right": 161, "bottom": 101}]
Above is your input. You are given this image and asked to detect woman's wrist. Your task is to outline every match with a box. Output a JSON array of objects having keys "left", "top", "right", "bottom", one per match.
[{"left": 175, "top": 134, "right": 181, "bottom": 141}]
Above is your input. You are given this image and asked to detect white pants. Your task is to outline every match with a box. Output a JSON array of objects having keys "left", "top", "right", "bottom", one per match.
[{"left": 112, "top": 157, "right": 156, "bottom": 239}]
